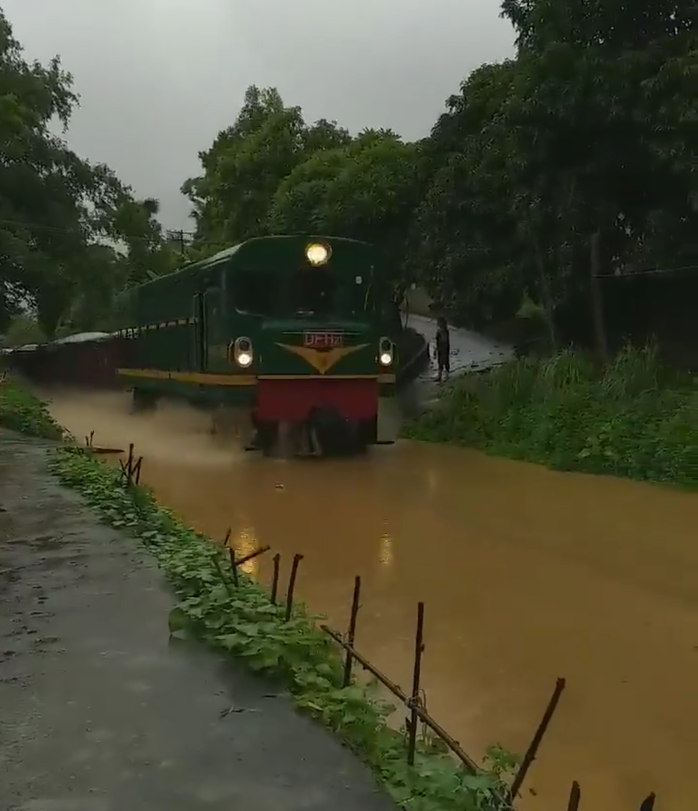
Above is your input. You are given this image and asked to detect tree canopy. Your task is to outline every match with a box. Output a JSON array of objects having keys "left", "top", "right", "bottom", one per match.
[
  {"left": 1, "top": 0, "right": 695, "bottom": 343},
  {"left": 182, "top": 0, "right": 696, "bottom": 335},
  {"left": 0, "top": 9, "right": 176, "bottom": 339}
]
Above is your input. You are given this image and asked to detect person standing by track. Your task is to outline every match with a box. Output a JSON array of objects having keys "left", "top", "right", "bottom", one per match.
[{"left": 434, "top": 316, "right": 451, "bottom": 383}]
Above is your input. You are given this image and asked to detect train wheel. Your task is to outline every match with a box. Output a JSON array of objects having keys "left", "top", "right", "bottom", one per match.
[
  {"left": 131, "top": 387, "right": 157, "bottom": 413},
  {"left": 358, "top": 416, "right": 378, "bottom": 449},
  {"left": 255, "top": 421, "right": 277, "bottom": 457}
]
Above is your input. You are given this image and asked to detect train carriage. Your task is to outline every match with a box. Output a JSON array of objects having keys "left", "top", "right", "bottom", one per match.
[
  {"left": 5, "top": 332, "right": 130, "bottom": 390},
  {"left": 114, "top": 235, "right": 403, "bottom": 455}
]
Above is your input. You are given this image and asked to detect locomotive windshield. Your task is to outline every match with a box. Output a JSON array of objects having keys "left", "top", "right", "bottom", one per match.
[
  {"left": 232, "top": 266, "right": 366, "bottom": 318},
  {"left": 288, "top": 268, "right": 336, "bottom": 317},
  {"left": 233, "top": 269, "right": 276, "bottom": 316}
]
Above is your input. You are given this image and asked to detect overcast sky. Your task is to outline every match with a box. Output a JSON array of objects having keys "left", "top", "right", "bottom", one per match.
[{"left": 3, "top": 0, "right": 515, "bottom": 231}]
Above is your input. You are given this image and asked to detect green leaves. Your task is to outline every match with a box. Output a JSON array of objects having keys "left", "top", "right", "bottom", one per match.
[
  {"left": 268, "top": 131, "right": 420, "bottom": 279},
  {"left": 182, "top": 85, "right": 311, "bottom": 245},
  {"left": 167, "top": 606, "right": 190, "bottom": 635},
  {"left": 0, "top": 8, "right": 174, "bottom": 336},
  {"left": 183, "top": 84, "right": 420, "bottom": 282},
  {"left": 407, "top": 347, "right": 698, "bottom": 487},
  {"left": 411, "top": 0, "right": 697, "bottom": 331},
  {"left": 0, "top": 377, "right": 64, "bottom": 439}
]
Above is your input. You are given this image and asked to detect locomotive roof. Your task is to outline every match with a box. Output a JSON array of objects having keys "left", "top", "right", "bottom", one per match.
[
  {"left": 123, "top": 235, "right": 377, "bottom": 297},
  {"left": 191, "top": 235, "right": 370, "bottom": 272}
]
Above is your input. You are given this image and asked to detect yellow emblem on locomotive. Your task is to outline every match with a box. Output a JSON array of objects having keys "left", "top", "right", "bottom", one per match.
[{"left": 276, "top": 342, "right": 367, "bottom": 374}]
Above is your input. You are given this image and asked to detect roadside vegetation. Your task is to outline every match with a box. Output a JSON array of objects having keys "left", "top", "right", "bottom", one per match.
[
  {"left": 406, "top": 345, "right": 698, "bottom": 488},
  {"left": 51, "top": 445, "right": 519, "bottom": 811},
  {"left": 0, "top": 374, "right": 63, "bottom": 440}
]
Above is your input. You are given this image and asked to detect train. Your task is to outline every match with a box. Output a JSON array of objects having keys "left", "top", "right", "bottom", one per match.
[{"left": 6, "top": 235, "right": 428, "bottom": 456}]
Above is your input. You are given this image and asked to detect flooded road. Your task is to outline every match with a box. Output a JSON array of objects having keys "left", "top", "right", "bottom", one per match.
[{"left": 46, "top": 390, "right": 698, "bottom": 811}]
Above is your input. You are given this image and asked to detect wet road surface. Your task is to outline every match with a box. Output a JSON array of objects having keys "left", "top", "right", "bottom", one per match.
[
  {"left": 408, "top": 314, "right": 513, "bottom": 379},
  {"left": 0, "top": 431, "right": 395, "bottom": 811},
  {"left": 42, "top": 391, "right": 698, "bottom": 811},
  {"left": 404, "top": 315, "right": 512, "bottom": 412}
]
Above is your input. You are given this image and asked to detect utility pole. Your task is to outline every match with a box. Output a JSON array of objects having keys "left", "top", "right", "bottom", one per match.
[{"left": 590, "top": 231, "right": 609, "bottom": 363}]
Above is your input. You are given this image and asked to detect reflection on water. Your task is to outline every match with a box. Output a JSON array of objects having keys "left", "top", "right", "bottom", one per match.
[
  {"left": 379, "top": 533, "right": 393, "bottom": 567},
  {"left": 47, "top": 389, "right": 698, "bottom": 811},
  {"left": 232, "top": 528, "right": 259, "bottom": 576}
]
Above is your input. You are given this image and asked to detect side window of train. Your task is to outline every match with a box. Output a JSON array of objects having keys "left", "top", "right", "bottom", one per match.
[
  {"left": 392, "top": 300, "right": 403, "bottom": 332},
  {"left": 218, "top": 268, "right": 227, "bottom": 313},
  {"left": 234, "top": 269, "right": 276, "bottom": 316},
  {"left": 203, "top": 286, "right": 219, "bottom": 334},
  {"left": 191, "top": 292, "right": 203, "bottom": 370},
  {"left": 205, "top": 286, "right": 219, "bottom": 319}
]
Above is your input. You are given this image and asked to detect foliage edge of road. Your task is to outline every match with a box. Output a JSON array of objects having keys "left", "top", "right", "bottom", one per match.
[
  {"left": 405, "top": 346, "right": 698, "bottom": 489},
  {"left": 0, "top": 375, "right": 64, "bottom": 440}
]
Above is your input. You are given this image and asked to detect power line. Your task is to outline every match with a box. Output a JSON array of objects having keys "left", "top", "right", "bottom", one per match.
[
  {"left": 596, "top": 264, "right": 698, "bottom": 279},
  {"left": 0, "top": 217, "right": 206, "bottom": 248},
  {"left": 0, "top": 216, "right": 241, "bottom": 255}
]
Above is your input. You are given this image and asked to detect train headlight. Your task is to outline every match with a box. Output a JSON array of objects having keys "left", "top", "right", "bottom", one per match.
[
  {"left": 306, "top": 242, "right": 331, "bottom": 266},
  {"left": 234, "top": 336, "right": 253, "bottom": 368},
  {"left": 378, "top": 337, "right": 394, "bottom": 367}
]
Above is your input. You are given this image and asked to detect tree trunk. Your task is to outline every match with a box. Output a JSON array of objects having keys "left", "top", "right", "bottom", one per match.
[{"left": 534, "top": 238, "right": 558, "bottom": 349}]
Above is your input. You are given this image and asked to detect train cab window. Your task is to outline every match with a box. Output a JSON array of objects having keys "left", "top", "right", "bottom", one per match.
[
  {"left": 345, "top": 271, "right": 374, "bottom": 316},
  {"left": 390, "top": 299, "right": 403, "bottom": 331},
  {"left": 232, "top": 270, "right": 277, "bottom": 316},
  {"left": 289, "top": 267, "right": 337, "bottom": 317}
]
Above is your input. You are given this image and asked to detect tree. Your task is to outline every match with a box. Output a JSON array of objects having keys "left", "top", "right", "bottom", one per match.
[
  {"left": 269, "top": 130, "right": 421, "bottom": 282},
  {"left": 1, "top": 313, "right": 45, "bottom": 347},
  {"left": 183, "top": 85, "right": 354, "bottom": 248},
  {"left": 56, "top": 243, "right": 127, "bottom": 333},
  {"left": 0, "top": 9, "right": 130, "bottom": 336},
  {"left": 411, "top": 0, "right": 697, "bottom": 332},
  {"left": 409, "top": 62, "right": 540, "bottom": 327},
  {"left": 107, "top": 196, "right": 175, "bottom": 285},
  {"left": 182, "top": 86, "right": 301, "bottom": 245},
  {"left": 0, "top": 8, "right": 181, "bottom": 338},
  {"left": 500, "top": 0, "right": 697, "bottom": 263},
  {"left": 303, "top": 118, "right": 351, "bottom": 154}
]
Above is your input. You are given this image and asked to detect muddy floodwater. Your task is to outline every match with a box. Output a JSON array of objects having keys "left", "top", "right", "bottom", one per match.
[{"left": 46, "top": 390, "right": 698, "bottom": 811}]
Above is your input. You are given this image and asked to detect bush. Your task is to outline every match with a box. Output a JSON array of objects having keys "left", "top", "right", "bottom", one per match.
[
  {"left": 0, "top": 373, "right": 63, "bottom": 440},
  {"left": 405, "top": 345, "right": 698, "bottom": 487},
  {"left": 50, "top": 447, "right": 518, "bottom": 811}
]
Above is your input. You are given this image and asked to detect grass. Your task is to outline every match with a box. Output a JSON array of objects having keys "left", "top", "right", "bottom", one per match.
[
  {"left": 50, "top": 447, "right": 518, "bottom": 810},
  {"left": 0, "top": 372, "right": 63, "bottom": 440},
  {"left": 405, "top": 345, "right": 698, "bottom": 487}
]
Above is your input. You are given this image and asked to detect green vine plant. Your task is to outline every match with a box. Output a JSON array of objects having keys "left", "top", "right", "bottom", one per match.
[
  {"left": 50, "top": 446, "right": 520, "bottom": 811},
  {"left": 0, "top": 375, "right": 64, "bottom": 440}
]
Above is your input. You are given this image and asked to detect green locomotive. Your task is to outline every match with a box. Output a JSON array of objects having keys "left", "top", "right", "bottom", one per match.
[{"left": 114, "top": 235, "right": 403, "bottom": 454}]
